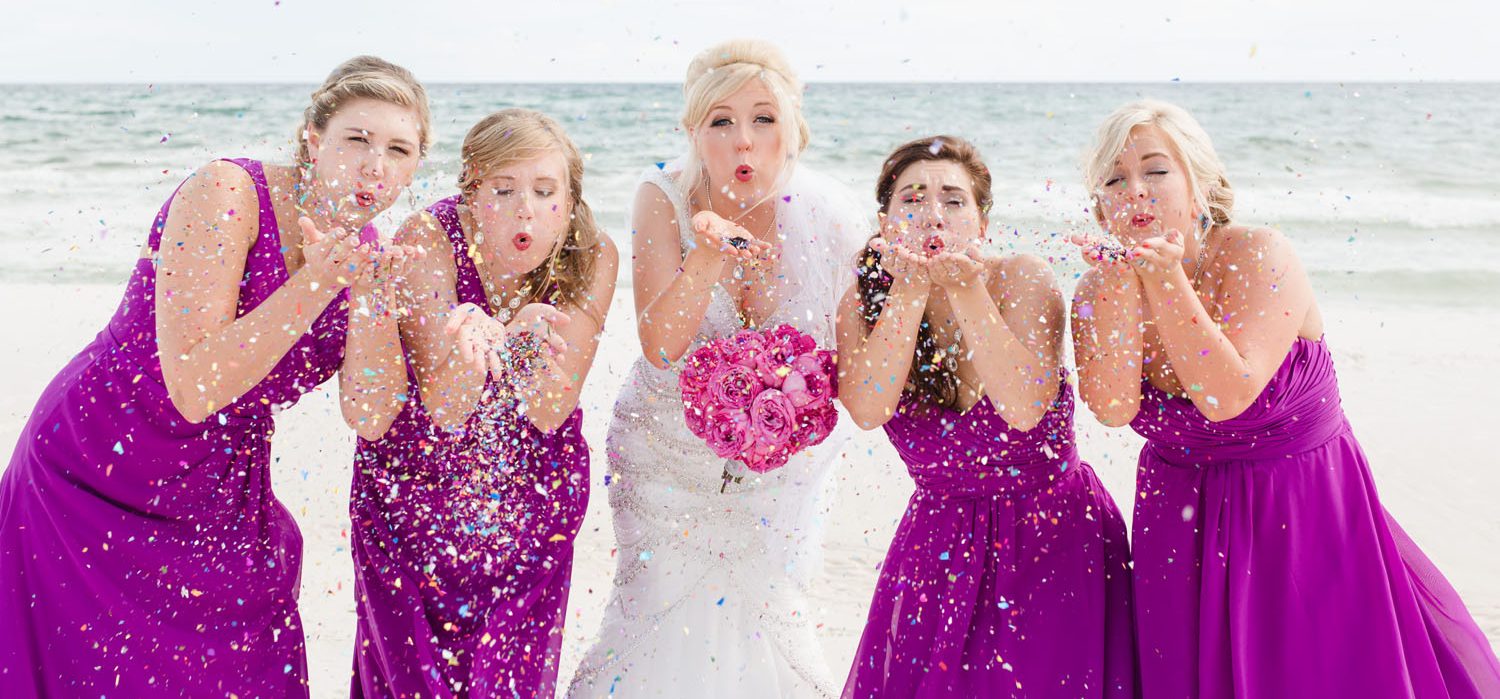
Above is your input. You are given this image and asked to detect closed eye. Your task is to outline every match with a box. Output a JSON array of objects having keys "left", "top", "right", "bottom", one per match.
[{"left": 1104, "top": 176, "right": 1123, "bottom": 187}]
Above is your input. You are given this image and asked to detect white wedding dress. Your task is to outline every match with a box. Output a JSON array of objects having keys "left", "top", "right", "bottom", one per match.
[{"left": 567, "top": 160, "right": 870, "bottom": 698}]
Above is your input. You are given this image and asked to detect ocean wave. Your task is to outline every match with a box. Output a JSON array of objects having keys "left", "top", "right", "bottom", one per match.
[{"left": 1311, "top": 268, "right": 1500, "bottom": 303}]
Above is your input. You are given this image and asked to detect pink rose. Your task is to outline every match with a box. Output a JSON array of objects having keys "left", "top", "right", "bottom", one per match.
[
  {"left": 703, "top": 407, "right": 751, "bottom": 459},
  {"left": 745, "top": 443, "right": 794, "bottom": 473},
  {"left": 782, "top": 355, "right": 835, "bottom": 409},
  {"left": 680, "top": 344, "right": 725, "bottom": 396},
  {"left": 709, "top": 364, "right": 759, "bottom": 410},
  {"left": 752, "top": 348, "right": 793, "bottom": 388},
  {"left": 749, "top": 389, "right": 796, "bottom": 448},
  {"left": 769, "top": 324, "right": 816, "bottom": 355},
  {"left": 684, "top": 402, "right": 709, "bottom": 437},
  {"left": 792, "top": 405, "right": 839, "bottom": 450}
]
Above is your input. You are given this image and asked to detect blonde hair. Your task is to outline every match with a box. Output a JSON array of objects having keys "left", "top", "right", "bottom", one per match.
[
  {"left": 679, "top": 39, "right": 809, "bottom": 193},
  {"left": 458, "top": 108, "right": 603, "bottom": 323},
  {"left": 1084, "top": 99, "right": 1234, "bottom": 227},
  {"left": 296, "top": 56, "right": 431, "bottom": 165}
]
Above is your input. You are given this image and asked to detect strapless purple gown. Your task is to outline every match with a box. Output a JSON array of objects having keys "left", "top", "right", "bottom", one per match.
[
  {"left": 1130, "top": 337, "right": 1500, "bottom": 697},
  {"left": 844, "top": 380, "right": 1138, "bottom": 698}
]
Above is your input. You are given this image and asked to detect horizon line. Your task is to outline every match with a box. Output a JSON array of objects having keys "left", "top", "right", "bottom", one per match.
[{"left": 1, "top": 78, "right": 1496, "bottom": 87}]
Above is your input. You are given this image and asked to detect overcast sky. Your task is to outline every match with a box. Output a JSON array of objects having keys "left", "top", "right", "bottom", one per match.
[{"left": 4, "top": 0, "right": 1494, "bottom": 83}]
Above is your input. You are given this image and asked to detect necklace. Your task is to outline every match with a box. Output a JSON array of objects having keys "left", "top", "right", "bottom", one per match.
[
  {"left": 462, "top": 207, "right": 524, "bottom": 322},
  {"left": 1189, "top": 225, "right": 1224, "bottom": 290},
  {"left": 698, "top": 173, "right": 780, "bottom": 278}
]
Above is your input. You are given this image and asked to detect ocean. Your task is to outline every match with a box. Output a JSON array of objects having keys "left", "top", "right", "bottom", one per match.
[{"left": 2, "top": 82, "right": 1496, "bottom": 305}]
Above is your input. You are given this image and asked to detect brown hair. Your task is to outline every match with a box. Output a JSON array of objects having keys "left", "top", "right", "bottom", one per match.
[
  {"left": 458, "top": 108, "right": 603, "bottom": 323},
  {"left": 295, "top": 55, "right": 432, "bottom": 166},
  {"left": 857, "top": 135, "right": 993, "bottom": 410}
]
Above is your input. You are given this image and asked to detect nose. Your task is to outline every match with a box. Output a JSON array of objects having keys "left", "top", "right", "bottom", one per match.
[
  {"left": 733, "top": 123, "right": 753, "bottom": 152},
  {"left": 911, "top": 199, "right": 945, "bottom": 229},
  {"left": 1128, "top": 176, "right": 1149, "bottom": 200},
  {"left": 515, "top": 191, "right": 535, "bottom": 220},
  {"left": 361, "top": 148, "right": 386, "bottom": 181}
]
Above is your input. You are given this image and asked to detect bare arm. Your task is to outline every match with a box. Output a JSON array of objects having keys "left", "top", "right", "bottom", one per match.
[
  {"left": 1133, "top": 227, "right": 1313, "bottom": 421},
  {"left": 632, "top": 182, "right": 762, "bottom": 367},
  {"left": 340, "top": 239, "right": 426, "bottom": 441},
  {"left": 156, "top": 160, "right": 352, "bottom": 423},
  {"left": 836, "top": 242, "right": 932, "bottom": 430},
  {"left": 939, "top": 253, "right": 1062, "bottom": 432},
  {"left": 391, "top": 212, "right": 491, "bottom": 432},
  {"left": 1071, "top": 263, "right": 1146, "bottom": 427},
  {"left": 521, "top": 237, "right": 620, "bottom": 432}
]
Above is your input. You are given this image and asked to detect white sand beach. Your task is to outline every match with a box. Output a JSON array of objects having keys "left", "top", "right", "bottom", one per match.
[{"left": 1, "top": 280, "right": 1496, "bottom": 697}]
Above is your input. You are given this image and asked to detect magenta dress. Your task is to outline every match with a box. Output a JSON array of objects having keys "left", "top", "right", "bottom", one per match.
[
  {"left": 350, "top": 195, "right": 589, "bottom": 699},
  {"left": 1130, "top": 337, "right": 1500, "bottom": 698},
  {"left": 843, "top": 380, "right": 1138, "bottom": 698},
  {"left": 0, "top": 159, "right": 348, "bottom": 697}
]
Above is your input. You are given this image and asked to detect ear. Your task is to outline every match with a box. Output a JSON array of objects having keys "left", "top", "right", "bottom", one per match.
[{"left": 304, "top": 123, "right": 323, "bottom": 156}]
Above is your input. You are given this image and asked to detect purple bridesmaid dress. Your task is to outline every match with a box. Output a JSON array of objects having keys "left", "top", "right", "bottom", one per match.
[
  {"left": 1130, "top": 337, "right": 1500, "bottom": 698},
  {"left": 844, "top": 380, "right": 1138, "bottom": 698},
  {"left": 0, "top": 158, "right": 349, "bottom": 697},
  {"left": 349, "top": 195, "right": 589, "bottom": 698}
]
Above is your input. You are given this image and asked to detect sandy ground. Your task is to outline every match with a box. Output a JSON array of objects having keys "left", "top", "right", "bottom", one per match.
[{"left": 2, "top": 281, "right": 1496, "bottom": 697}]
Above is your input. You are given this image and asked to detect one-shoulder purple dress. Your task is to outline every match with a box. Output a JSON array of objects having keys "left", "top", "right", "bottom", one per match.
[
  {"left": 1130, "top": 337, "right": 1500, "bottom": 698},
  {"left": 1, "top": 158, "right": 349, "bottom": 697},
  {"left": 844, "top": 380, "right": 1138, "bottom": 698},
  {"left": 350, "top": 195, "right": 589, "bottom": 698}
]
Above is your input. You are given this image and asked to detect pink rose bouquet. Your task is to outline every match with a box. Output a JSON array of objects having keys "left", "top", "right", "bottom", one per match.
[{"left": 679, "top": 325, "right": 839, "bottom": 490}]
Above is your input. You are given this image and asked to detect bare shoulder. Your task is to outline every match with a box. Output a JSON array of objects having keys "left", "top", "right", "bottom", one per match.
[
  {"left": 174, "top": 160, "right": 257, "bottom": 207},
  {"left": 188, "top": 158, "right": 255, "bottom": 186},
  {"left": 595, "top": 232, "right": 621, "bottom": 261},
  {"left": 394, "top": 209, "right": 449, "bottom": 248},
  {"left": 990, "top": 252, "right": 1060, "bottom": 300},
  {"left": 161, "top": 160, "right": 260, "bottom": 245},
  {"left": 1215, "top": 225, "right": 1299, "bottom": 265},
  {"left": 633, "top": 180, "right": 678, "bottom": 223}
]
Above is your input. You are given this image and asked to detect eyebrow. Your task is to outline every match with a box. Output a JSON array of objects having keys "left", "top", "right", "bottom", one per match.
[
  {"left": 710, "top": 102, "right": 777, "bottom": 111},
  {"left": 343, "top": 127, "right": 417, "bottom": 148},
  {"left": 488, "top": 175, "right": 561, "bottom": 184},
  {"left": 1140, "top": 151, "right": 1171, "bottom": 160},
  {"left": 897, "top": 183, "right": 971, "bottom": 194}
]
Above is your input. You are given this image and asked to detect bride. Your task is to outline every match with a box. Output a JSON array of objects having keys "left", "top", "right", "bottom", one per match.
[{"left": 568, "top": 39, "right": 870, "bottom": 697}]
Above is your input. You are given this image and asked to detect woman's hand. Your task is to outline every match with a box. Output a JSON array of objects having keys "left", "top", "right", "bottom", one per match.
[
  {"left": 1127, "top": 228, "right": 1187, "bottom": 284},
  {"left": 350, "top": 237, "right": 428, "bottom": 317},
  {"left": 928, "top": 245, "right": 989, "bottom": 293},
  {"left": 297, "top": 216, "right": 363, "bottom": 290},
  {"left": 686, "top": 210, "right": 769, "bottom": 265},
  {"left": 443, "top": 302, "right": 571, "bottom": 383},
  {"left": 444, "top": 302, "right": 509, "bottom": 378},
  {"left": 869, "top": 236, "right": 932, "bottom": 292},
  {"left": 507, "top": 303, "right": 572, "bottom": 384}
]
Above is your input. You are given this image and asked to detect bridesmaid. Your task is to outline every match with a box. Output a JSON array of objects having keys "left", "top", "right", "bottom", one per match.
[
  {"left": 0, "top": 56, "right": 430, "bottom": 697},
  {"left": 350, "top": 108, "right": 618, "bottom": 698},
  {"left": 1071, "top": 99, "right": 1500, "bottom": 698},
  {"left": 838, "top": 136, "right": 1136, "bottom": 698}
]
